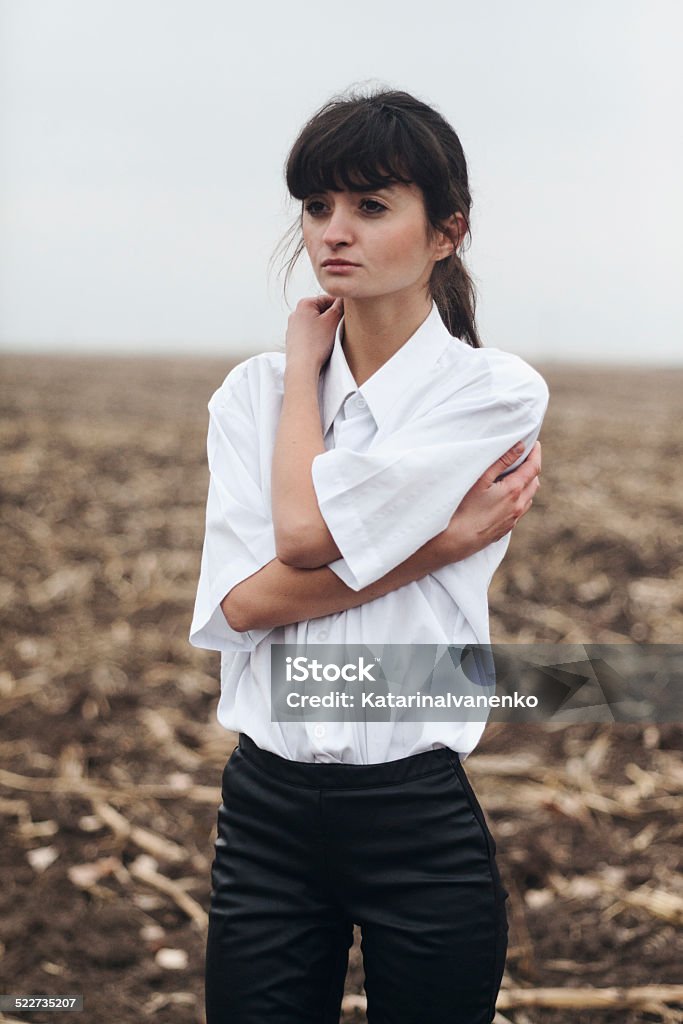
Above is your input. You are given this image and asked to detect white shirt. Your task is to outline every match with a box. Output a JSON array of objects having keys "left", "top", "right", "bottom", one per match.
[{"left": 189, "top": 301, "right": 549, "bottom": 763}]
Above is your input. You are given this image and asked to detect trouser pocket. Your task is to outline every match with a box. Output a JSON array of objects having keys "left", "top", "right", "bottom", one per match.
[
  {"left": 449, "top": 755, "right": 510, "bottom": 1021},
  {"left": 450, "top": 754, "right": 509, "bottom": 896}
]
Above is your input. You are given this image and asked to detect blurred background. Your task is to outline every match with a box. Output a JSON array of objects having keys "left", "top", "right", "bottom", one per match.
[
  {"left": 1, "top": 2, "right": 682, "bottom": 1023},
  {"left": 1, "top": 0, "right": 681, "bottom": 364}
]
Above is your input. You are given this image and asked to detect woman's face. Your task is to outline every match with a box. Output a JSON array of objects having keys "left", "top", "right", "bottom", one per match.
[{"left": 302, "top": 180, "right": 454, "bottom": 302}]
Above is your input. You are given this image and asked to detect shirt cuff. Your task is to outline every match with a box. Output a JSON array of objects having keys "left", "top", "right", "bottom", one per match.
[
  {"left": 311, "top": 471, "right": 390, "bottom": 592},
  {"left": 189, "top": 555, "right": 272, "bottom": 653}
]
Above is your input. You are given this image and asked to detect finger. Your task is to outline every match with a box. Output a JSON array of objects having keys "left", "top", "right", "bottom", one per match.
[
  {"left": 313, "top": 294, "right": 335, "bottom": 313},
  {"left": 314, "top": 298, "right": 343, "bottom": 319},
  {"left": 483, "top": 442, "right": 525, "bottom": 485},
  {"left": 525, "top": 441, "right": 542, "bottom": 477},
  {"left": 501, "top": 443, "right": 542, "bottom": 489},
  {"left": 514, "top": 441, "right": 541, "bottom": 475},
  {"left": 516, "top": 496, "right": 534, "bottom": 522},
  {"left": 517, "top": 474, "right": 540, "bottom": 509}
]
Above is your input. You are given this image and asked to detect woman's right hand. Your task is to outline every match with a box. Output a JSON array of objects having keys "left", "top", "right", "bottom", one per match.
[{"left": 445, "top": 441, "right": 542, "bottom": 560}]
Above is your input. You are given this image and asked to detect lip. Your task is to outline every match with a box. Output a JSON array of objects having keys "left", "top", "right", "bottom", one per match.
[{"left": 322, "top": 259, "right": 359, "bottom": 267}]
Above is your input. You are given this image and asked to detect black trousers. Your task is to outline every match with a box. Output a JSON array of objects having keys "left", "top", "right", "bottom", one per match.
[{"left": 205, "top": 733, "right": 510, "bottom": 1024}]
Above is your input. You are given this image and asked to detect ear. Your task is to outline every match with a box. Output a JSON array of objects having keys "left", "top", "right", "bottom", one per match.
[{"left": 433, "top": 212, "right": 466, "bottom": 261}]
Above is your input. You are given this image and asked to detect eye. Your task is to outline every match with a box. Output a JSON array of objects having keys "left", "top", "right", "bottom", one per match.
[
  {"left": 303, "top": 197, "right": 388, "bottom": 217},
  {"left": 304, "top": 200, "right": 326, "bottom": 216},
  {"left": 360, "top": 199, "right": 387, "bottom": 214}
]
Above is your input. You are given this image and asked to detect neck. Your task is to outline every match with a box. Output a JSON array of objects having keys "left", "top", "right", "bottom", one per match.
[{"left": 340, "top": 290, "right": 434, "bottom": 387}]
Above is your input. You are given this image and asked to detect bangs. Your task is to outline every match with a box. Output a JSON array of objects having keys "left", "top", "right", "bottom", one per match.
[{"left": 286, "top": 103, "right": 417, "bottom": 199}]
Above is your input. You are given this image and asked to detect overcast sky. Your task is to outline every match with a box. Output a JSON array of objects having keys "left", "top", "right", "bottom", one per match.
[{"left": 1, "top": 0, "right": 681, "bottom": 365}]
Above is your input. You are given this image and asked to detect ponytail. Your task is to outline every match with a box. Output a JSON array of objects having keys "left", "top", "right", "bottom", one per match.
[{"left": 430, "top": 249, "right": 481, "bottom": 348}]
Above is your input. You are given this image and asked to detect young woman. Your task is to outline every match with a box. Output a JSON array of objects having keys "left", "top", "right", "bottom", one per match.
[{"left": 190, "top": 87, "right": 549, "bottom": 1024}]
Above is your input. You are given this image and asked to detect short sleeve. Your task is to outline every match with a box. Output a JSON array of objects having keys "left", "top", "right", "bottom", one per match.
[
  {"left": 311, "top": 356, "right": 549, "bottom": 592},
  {"left": 188, "top": 363, "right": 277, "bottom": 652}
]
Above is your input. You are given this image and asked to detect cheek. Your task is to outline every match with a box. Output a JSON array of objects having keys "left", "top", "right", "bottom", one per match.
[
  {"left": 380, "top": 223, "right": 430, "bottom": 268},
  {"left": 302, "top": 220, "right": 320, "bottom": 248}
]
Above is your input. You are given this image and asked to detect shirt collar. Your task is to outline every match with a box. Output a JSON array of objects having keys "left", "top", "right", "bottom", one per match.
[{"left": 320, "top": 300, "right": 452, "bottom": 435}]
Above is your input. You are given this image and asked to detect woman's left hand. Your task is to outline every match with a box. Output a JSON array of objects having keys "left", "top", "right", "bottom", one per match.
[
  {"left": 446, "top": 441, "right": 543, "bottom": 559},
  {"left": 285, "top": 295, "right": 343, "bottom": 372}
]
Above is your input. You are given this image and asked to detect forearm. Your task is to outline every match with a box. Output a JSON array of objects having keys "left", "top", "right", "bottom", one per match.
[
  {"left": 225, "top": 526, "right": 456, "bottom": 632},
  {"left": 271, "top": 360, "right": 329, "bottom": 556}
]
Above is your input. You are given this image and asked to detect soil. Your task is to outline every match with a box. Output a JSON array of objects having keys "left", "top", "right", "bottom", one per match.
[{"left": 1, "top": 353, "right": 681, "bottom": 1024}]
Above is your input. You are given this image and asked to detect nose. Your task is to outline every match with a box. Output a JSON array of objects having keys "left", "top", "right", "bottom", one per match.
[{"left": 321, "top": 205, "right": 354, "bottom": 249}]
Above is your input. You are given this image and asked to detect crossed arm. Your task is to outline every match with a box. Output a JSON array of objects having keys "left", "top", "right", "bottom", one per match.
[
  {"left": 222, "top": 356, "right": 542, "bottom": 634},
  {"left": 223, "top": 441, "right": 541, "bottom": 633}
]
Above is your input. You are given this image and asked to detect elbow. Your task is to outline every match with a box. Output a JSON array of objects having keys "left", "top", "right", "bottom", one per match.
[
  {"left": 221, "top": 592, "right": 251, "bottom": 634},
  {"left": 277, "top": 547, "right": 318, "bottom": 569},
  {"left": 275, "top": 525, "right": 322, "bottom": 569}
]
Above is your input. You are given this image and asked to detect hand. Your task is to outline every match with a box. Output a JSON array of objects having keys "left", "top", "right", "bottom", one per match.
[
  {"left": 285, "top": 294, "right": 344, "bottom": 372},
  {"left": 446, "top": 441, "right": 542, "bottom": 560}
]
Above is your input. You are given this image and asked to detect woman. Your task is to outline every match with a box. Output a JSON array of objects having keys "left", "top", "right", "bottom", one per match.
[{"left": 190, "top": 87, "right": 549, "bottom": 1024}]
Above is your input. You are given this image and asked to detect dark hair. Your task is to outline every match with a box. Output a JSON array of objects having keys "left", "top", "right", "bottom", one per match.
[{"left": 271, "top": 85, "right": 482, "bottom": 348}]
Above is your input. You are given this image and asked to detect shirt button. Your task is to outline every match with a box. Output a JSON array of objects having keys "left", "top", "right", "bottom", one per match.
[
  {"left": 313, "top": 724, "right": 326, "bottom": 739},
  {"left": 317, "top": 630, "right": 329, "bottom": 641},
  {"left": 356, "top": 396, "right": 366, "bottom": 408}
]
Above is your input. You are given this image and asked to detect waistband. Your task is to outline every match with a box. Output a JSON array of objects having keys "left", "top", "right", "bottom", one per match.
[{"left": 237, "top": 733, "right": 460, "bottom": 789}]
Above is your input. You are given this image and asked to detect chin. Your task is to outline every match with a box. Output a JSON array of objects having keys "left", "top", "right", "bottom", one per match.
[{"left": 317, "top": 282, "right": 352, "bottom": 298}]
